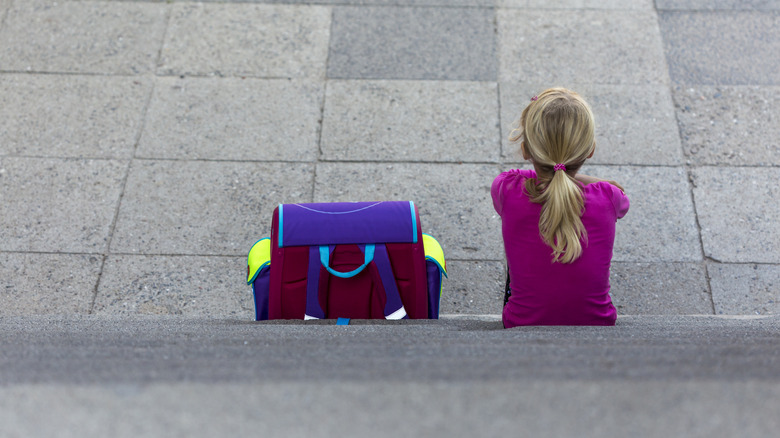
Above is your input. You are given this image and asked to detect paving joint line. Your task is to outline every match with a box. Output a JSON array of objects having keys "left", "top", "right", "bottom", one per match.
[
  {"left": 311, "top": 76, "right": 324, "bottom": 203},
  {"left": 153, "top": 0, "right": 174, "bottom": 78},
  {"left": 0, "top": 250, "right": 103, "bottom": 257},
  {"left": 0, "top": 70, "right": 139, "bottom": 78},
  {"left": 95, "top": 252, "right": 245, "bottom": 258},
  {"left": 316, "top": 160, "right": 503, "bottom": 165},
  {"left": 671, "top": 95, "right": 715, "bottom": 315},
  {"left": 1, "top": 159, "right": 774, "bottom": 170},
  {"left": 494, "top": 6, "right": 506, "bottom": 163},
  {"left": 3, "top": 251, "right": 767, "bottom": 267},
  {"left": 326, "top": 3, "right": 494, "bottom": 11},
  {"left": 650, "top": 4, "right": 718, "bottom": 315},
  {"left": 313, "top": 6, "right": 333, "bottom": 202},
  {"left": 0, "top": 155, "right": 131, "bottom": 162},
  {"left": 87, "top": 74, "right": 158, "bottom": 315},
  {"left": 657, "top": 8, "right": 780, "bottom": 14},
  {"left": 682, "top": 147, "right": 716, "bottom": 313}
]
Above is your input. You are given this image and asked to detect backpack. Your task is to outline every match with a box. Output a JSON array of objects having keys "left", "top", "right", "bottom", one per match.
[{"left": 247, "top": 201, "right": 446, "bottom": 321}]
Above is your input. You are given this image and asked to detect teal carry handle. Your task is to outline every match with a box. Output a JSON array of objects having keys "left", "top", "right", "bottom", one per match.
[{"left": 319, "top": 244, "right": 375, "bottom": 278}]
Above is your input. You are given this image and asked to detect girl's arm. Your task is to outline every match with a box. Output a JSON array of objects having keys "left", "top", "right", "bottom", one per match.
[{"left": 574, "top": 174, "right": 625, "bottom": 193}]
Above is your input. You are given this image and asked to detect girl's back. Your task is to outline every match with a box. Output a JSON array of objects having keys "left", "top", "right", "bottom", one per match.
[{"left": 493, "top": 169, "right": 629, "bottom": 326}]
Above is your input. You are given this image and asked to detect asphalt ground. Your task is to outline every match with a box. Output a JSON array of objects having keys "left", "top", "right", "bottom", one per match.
[
  {"left": 3, "top": 315, "right": 780, "bottom": 384},
  {"left": 2, "top": 315, "right": 780, "bottom": 437}
]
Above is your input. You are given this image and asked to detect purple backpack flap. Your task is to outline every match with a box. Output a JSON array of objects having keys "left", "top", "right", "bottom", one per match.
[{"left": 247, "top": 201, "right": 446, "bottom": 321}]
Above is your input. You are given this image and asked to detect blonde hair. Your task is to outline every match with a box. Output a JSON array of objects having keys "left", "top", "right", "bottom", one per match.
[{"left": 509, "top": 88, "right": 596, "bottom": 263}]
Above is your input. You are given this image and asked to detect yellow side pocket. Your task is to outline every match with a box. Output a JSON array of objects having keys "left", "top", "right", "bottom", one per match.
[
  {"left": 422, "top": 233, "right": 447, "bottom": 277},
  {"left": 247, "top": 238, "right": 271, "bottom": 285}
]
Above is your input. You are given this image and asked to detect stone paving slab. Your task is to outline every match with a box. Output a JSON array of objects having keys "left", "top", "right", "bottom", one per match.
[
  {"left": 328, "top": 6, "right": 496, "bottom": 81},
  {"left": 0, "top": 253, "right": 100, "bottom": 315},
  {"left": 584, "top": 165, "right": 702, "bottom": 263},
  {"left": 0, "top": 0, "right": 167, "bottom": 75},
  {"left": 659, "top": 11, "right": 780, "bottom": 85},
  {"left": 439, "top": 260, "right": 504, "bottom": 315},
  {"left": 610, "top": 262, "right": 713, "bottom": 315},
  {"left": 656, "top": 0, "right": 780, "bottom": 10},
  {"left": 709, "top": 263, "right": 780, "bottom": 316},
  {"left": 137, "top": 77, "right": 323, "bottom": 161},
  {"left": 159, "top": 3, "right": 330, "bottom": 79},
  {"left": 321, "top": 80, "right": 499, "bottom": 163},
  {"left": 0, "top": 157, "right": 127, "bottom": 253},
  {"left": 261, "top": 0, "right": 496, "bottom": 5},
  {"left": 498, "top": 9, "right": 669, "bottom": 85},
  {"left": 672, "top": 85, "right": 780, "bottom": 166},
  {"left": 500, "top": 0, "right": 653, "bottom": 8},
  {"left": 94, "top": 255, "right": 252, "bottom": 317},
  {"left": 500, "top": 83, "right": 684, "bottom": 165},
  {"left": 150, "top": 1, "right": 495, "bottom": 4},
  {"left": 0, "top": 74, "right": 150, "bottom": 159},
  {"left": 314, "top": 162, "right": 503, "bottom": 260},
  {"left": 94, "top": 256, "right": 503, "bottom": 318},
  {"left": 692, "top": 167, "right": 779, "bottom": 263},
  {"left": 111, "top": 160, "right": 313, "bottom": 256}
]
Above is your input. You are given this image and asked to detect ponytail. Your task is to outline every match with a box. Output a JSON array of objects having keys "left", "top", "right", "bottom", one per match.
[
  {"left": 512, "top": 88, "right": 595, "bottom": 264},
  {"left": 525, "top": 168, "right": 586, "bottom": 263}
]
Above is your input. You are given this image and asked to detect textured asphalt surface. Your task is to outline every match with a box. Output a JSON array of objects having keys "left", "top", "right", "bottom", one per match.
[
  {"left": 2, "top": 315, "right": 780, "bottom": 437},
  {"left": 3, "top": 315, "right": 780, "bottom": 384}
]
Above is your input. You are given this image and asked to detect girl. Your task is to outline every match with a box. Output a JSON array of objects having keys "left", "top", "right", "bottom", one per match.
[{"left": 492, "top": 88, "right": 629, "bottom": 327}]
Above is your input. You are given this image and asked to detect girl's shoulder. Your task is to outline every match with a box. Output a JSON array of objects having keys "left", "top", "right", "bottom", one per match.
[
  {"left": 491, "top": 169, "right": 536, "bottom": 215},
  {"left": 493, "top": 168, "right": 536, "bottom": 187},
  {"left": 583, "top": 181, "right": 630, "bottom": 219}
]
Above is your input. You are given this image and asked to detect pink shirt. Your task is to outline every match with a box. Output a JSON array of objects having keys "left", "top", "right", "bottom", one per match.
[{"left": 492, "top": 169, "right": 629, "bottom": 327}]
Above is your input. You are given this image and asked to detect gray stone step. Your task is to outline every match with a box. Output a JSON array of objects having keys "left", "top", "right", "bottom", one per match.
[{"left": 2, "top": 315, "right": 779, "bottom": 437}]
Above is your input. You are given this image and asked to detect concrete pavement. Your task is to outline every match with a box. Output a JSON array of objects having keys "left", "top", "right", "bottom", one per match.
[{"left": 1, "top": 0, "right": 778, "bottom": 318}]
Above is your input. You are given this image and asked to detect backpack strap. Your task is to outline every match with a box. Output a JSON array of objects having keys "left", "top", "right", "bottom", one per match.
[
  {"left": 303, "top": 243, "right": 407, "bottom": 320},
  {"left": 304, "top": 245, "right": 327, "bottom": 320},
  {"left": 304, "top": 244, "right": 374, "bottom": 320},
  {"left": 372, "top": 243, "right": 407, "bottom": 320}
]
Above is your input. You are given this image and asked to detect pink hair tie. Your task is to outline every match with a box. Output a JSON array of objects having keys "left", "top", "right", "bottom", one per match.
[
  {"left": 531, "top": 96, "right": 538, "bottom": 101},
  {"left": 553, "top": 163, "right": 566, "bottom": 172}
]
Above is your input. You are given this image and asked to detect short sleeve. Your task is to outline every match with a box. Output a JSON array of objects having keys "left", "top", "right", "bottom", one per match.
[
  {"left": 609, "top": 184, "right": 630, "bottom": 219},
  {"left": 492, "top": 169, "right": 535, "bottom": 216}
]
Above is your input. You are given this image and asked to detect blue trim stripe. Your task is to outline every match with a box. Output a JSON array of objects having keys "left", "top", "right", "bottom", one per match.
[
  {"left": 337, "top": 318, "right": 351, "bottom": 325},
  {"left": 409, "top": 201, "right": 418, "bottom": 243},
  {"left": 278, "top": 204, "right": 284, "bottom": 248},
  {"left": 252, "top": 282, "right": 258, "bottom": 321},
  {"left": 247, "top": 262, "right": 270, "bottom": 285},
  {"left": 426, "top": 256, "right": 448, "bottom": 278}
]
